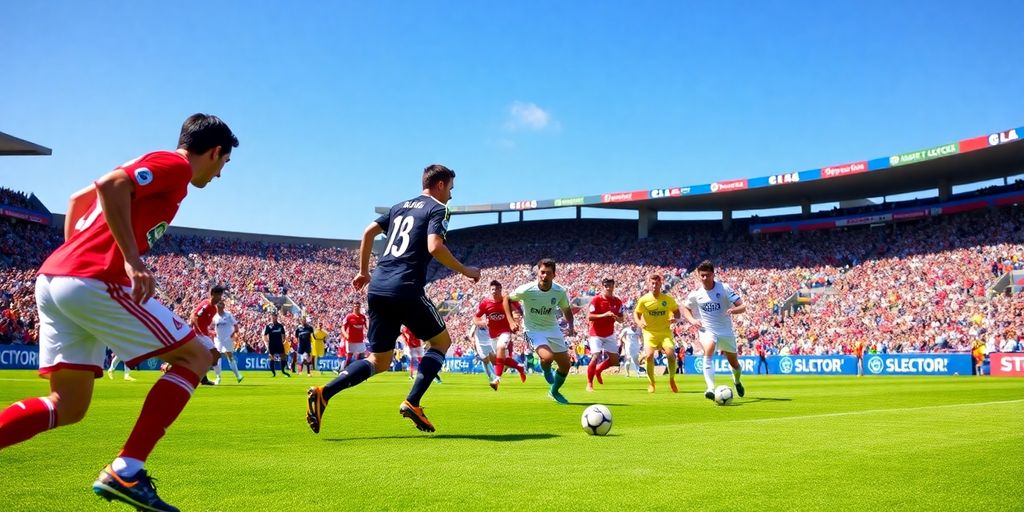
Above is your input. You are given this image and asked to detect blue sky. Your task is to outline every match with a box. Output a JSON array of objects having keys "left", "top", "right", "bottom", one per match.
[{"left": 2, "top": 1, "right": 1022, "bottom": 239}]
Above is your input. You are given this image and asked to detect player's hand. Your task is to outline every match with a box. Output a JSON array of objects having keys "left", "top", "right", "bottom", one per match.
[
  {"left": 124, "top": 258, "right": 156, "bottom": 304},
  {"left": 509, "top": 320, "right": 520, "bottom": 333},
  {"left": 463, "top": 266, "right": 481, "bottom": 283},
  {"left": 352, "top": 272, "right": 371, "bottom": 291}
]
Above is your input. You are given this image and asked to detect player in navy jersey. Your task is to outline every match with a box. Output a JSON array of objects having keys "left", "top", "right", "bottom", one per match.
[{"left": 306, "top": 164, "right": 480, "bottom": 434}]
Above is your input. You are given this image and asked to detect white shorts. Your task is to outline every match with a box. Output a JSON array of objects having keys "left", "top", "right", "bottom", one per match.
[
  {"left": 626, "top": 342, "right": 642, "bottom": 357},
  {"left": 347, "top": 342, "right": 367, "bottom": 355},
  {"left": 213, "top": 336, "right": 233, "bottom": 353},
  {"left": 475, "top": 338, "right": 495, "bottom": 358},
  {"left": 36, "top": 275, "right": 196, "bottom": 377},
  {"left": 525, "top": 329, "right": 568, "bottom": 353},
  {"left": 700, "top": 330, "right": 737, "bottom": 354},
  {"left": 408, "top": 346, "right": 425, "bottom": 359},
  {"left": 589, "top": 335, "right": 618, "bottom": 353},
  {"left": 196, "top": 334, "right": 215, "bottom": 351},
  {"left": 492, "top": 332, "right": 512, "bottom": 348}
]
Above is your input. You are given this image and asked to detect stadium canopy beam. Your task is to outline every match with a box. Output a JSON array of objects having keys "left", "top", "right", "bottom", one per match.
[{"left": 0, "top": 131, "right": 52, "bottom": 156}]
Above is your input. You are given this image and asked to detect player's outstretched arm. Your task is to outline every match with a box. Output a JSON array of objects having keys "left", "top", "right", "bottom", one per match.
[
  {"left": 95, "top": 170, "right": 155, "bottom": 304},
  {"left": 561, "top": 306, "right": 575, "bottom": 336},
  {"left": 353, "top": 222, "right": 384, "bottom": 290},
  {"left": 681, "top": 306, "right": 701, "bottom": 328},
  {"left": 427, "top": 234, "right": 480, "bottom": 282},
  {"left": 502, "top": 295, "right": 518, "bottom": 333},
  {"left": 728, "top": 298, "right": 747, "bottom": 315}
]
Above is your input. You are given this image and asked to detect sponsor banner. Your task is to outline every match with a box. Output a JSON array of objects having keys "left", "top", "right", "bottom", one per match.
[
  {"left": 889, "top": 142, "right": 959, "bottom": 167},
  {"left": 892, "top": 209, "right": 933, "bottom": 222},
  {"left": 835, "top": 213, "right": 892, "bottom": 227},
  {"left": 992, "top": 192, "right": 1024, "bottom": 207},
  {"left": 507, "top": 200, "right": 538, "bottom": 210},
  {"left": 773, "top": 355, "right": 857, "bottom": 375},
  {"left": 751, "top": 224, "right": 793, "bottom": 235},
  {"left": 649, "top": 186, "right": 691, "bottom": 199},
  {"left": 600, "top": 190, "right": 648, "bottom": 203},
  {"left": 989, "top": 353, "right": 1024, "bottom": 377},
  {"left": 0, "top": 345, "right": 40, "bottom": 370},
  {"left": 767, "top": 172, "right": 801, "bottom": 186},
  {"left": 710, "top": 178, "right": 748, "bottom": 193},
  {"left": 988, "top": 128, "right": 1020, "bottom": 147},
  {"left": 796, "top": 220, "right": 837, "bottom": 231},
  {"left": 553, "top": 196, "right": 586, "bottom": 207},
  {"left": 821, "top": 161, "right": 868, "bottom": 179},
  {"left": 958, "top": 135, "right": 989, "bottom": 153},
  {"left": 0, "top": 206, "right": 51, "bottom": 225},
  {"left": 941, "top": 200, "right": 987, "bottom": 215},
  {"left": 686, "top": 356, "right": 759, "bottom": 375},
  {"left": 863, "top": 353, "right": 972, "bottom": 376}
]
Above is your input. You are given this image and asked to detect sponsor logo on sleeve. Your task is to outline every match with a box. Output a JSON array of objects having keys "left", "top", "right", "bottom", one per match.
[{"left": 134, "top": 168, "right": 154, "bottom": 186}]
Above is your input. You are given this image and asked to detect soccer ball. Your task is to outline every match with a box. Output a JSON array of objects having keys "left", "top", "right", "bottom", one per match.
[
  {"left": 714, "top": 385, "right": 734, "bottom": 406},
  {"left": 581, "top": 404, "right": 612, "bottom": 436}
]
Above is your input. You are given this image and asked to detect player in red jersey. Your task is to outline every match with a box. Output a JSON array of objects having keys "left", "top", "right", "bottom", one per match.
[
  {"left": 189, "top": 285, "right": 225, "bottom": 385},
  {"left": 586, "top": 278, "right": 624, "bottom": 392},
  {"left": 476, "top": 280, "right": 526, "bottom": 391},
  {"left": 342, "top": 302, "right": 368, "bottom": 368},
  {"left": 0, "top": 114, "right": 238, "bottom": 512},
  {"left": 402, "top": 325, "right": 425, "bottom": 379}
]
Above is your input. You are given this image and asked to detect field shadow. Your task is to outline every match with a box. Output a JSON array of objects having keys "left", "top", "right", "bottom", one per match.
[
  {"left": 568, "top": 402, "right": 632, "bottom": 407},
  {"left": 729, "top": 397, "right": 793, "bottom": 406},
  {"left": 325, "top": 433, "right": 559, "bottom": 443}
]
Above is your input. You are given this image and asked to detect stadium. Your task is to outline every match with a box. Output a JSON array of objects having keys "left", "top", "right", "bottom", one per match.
[{"left": 2, "top": 120, "right": 1024, "bottom": 511}]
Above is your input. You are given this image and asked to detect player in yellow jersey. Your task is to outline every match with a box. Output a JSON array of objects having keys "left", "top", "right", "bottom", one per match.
[
  {"left": 633, "top": 273, "right": 681, "bottom": 393},
  {"left": 311, "top": 320, "right": 328, "bottom": 375}
]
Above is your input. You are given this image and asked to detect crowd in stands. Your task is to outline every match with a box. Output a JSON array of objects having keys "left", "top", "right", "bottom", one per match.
[
  {"left": 0, "top": 187, "right": 34, "bottom": 210},
  {"left": 2, "top": 187, "right": 1023, "bottom": 364}
]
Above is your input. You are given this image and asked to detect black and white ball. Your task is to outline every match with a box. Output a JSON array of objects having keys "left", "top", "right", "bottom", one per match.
[
  {"left": 581, "top": 404, "right": 612, "bottom": 436},
  {"left": 714, "top": 385, "right": 734, "bottom": 406}
]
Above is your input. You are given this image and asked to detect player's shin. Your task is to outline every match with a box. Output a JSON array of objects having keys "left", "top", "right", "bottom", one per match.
[
  {"left": 406, "top": 349, "right": 445, "bottom": 406},
  {"left": 645, "top": 358, "right": 656, "bottom": 385},
  {"left": 0, "top": 397, "right": 57, "bottom": 450},
  {"left": 322, "top": 359, "right": 377, "bottom": 400},
  {"left": 703, "top": 357, "right": 715, "bottom": 390},
  {"left": 119, "top": 365, "right": 199, "bottom": 467}
]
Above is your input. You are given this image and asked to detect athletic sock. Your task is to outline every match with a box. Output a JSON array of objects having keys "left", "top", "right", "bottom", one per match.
[
  {"left": 645, "top": 357, "right": 656, "bottom": 386},
  {"left": 483, "top": 361, "right": 495, "bottom": 381},
  {"left": 111, "top": 456, "right": 144, "bottom": 478},
  {"left": 494, "top": 359, "right": 505, "bottom": 380},
  {"left": 0, "top": 397, "right": 57, "bottom": 449},
  {"left": 595, "top": 356, "right": 613, "bottom": 380},
  {"left": 120, "top": 366, "right": 199, "bottom": 462},
  {"left": 668, "top": 356, "right": 678, "bottom": 380},
  {"left": 550, "top": 370, "right": 569, "bottom": 394},
  {"left": 703, "top": 357, "right": 715, "bottom": 390},
  {"left": 322, "top": 359, "right": 376, "bottom": 401},
  {"left": 213, "top": 363, "right": 222, "bottom": 380},
  {"left": 229, "top": 358, "right": 241, "bottom": 380},
  {"left": 586, "top": 356, "right": 598, "bottom": 385},
  {"left": 732, "top": 365, "right": 742, "bottom": 384},
  {"left": 406, "top": 349, "right": 445, "bottom": 406}
]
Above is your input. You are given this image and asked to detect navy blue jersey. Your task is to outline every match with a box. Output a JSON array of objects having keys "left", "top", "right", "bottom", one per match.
[
  {"left": 294, "top": 325, "right": 314, "bottom": 344},
  {"left": 369, "top": 194, "right": 449, "bottom": 297}
]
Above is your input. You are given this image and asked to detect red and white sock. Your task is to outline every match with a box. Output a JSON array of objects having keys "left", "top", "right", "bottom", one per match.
[
  {"left": 0, "top": 397, "right": 57, "bottom": 450},
  {"left": 119, "top": 366, "right": 199, "bottom": 462},
  {"left": 587, "top": 357, "right": 599, "bottom": 385}
]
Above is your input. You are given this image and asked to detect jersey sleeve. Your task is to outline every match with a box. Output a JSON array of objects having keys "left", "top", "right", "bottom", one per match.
[
  {"left": 508, "top": 284, "right": 529, "bottom": 302},
  {"left": 121, "top": 152, "right": 190, "bottom": 201},
  {"left": 558, "top": 290, "right": 571, "bottom": 309},
  {"left": 374, "top": 208, "right": 391, "bottom": 232},
  {"left": 722, "top": 283, "right": 741, "bottom": 304},
  {"left": 667, "top": 295, "right": 679, "bottom": 311},
  {"left": 475, "top": 302, "right": 486, "bottom": 318},
  {"left": 427, "top": 203, "right": 449, "bottom": 240}
]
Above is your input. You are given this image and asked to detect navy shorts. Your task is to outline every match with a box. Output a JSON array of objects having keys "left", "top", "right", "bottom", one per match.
[{"left": 367, "top": 293, "right": 446, "bottom": 353}]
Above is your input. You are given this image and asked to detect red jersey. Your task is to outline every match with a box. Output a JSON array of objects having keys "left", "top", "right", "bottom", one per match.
[
  {"left": 475, "top": 298, "right": 519, "bottom": 338},
  {"left": 401, "top": 326, "right": 422, "bottom": 348},
  {"left": 38, "top": 151, "right": 191, "bottom": 286},
  {"left": 343, "top": 313, "right": 367, "bottom": 343},
  {"left": 193, "top": 299, "right": 217, "bottom": 337},
  {"left": 588, "top": 294, "right": 622, "bottom": 337}
]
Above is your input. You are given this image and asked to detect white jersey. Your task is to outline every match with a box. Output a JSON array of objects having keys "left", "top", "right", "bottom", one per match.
[
  {"left": 508, "top": 281, "right": 571, "bottom": 333},
  {"left": 685, "top": 280, "right": 741, "bottom": 337},
  {"left": 473, "top": 325, "right": 492, "bottom": 346},
  {"left": 619, "top": 326, "right": 641, "bottom": 349},
  {"left": 212, "top": 311, "right": 237, "bottom": 344}
]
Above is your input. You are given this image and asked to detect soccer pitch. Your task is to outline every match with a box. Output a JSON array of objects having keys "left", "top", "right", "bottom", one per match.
[{"left": 1, "top": 370, "right": 1021, "bottom": 511}]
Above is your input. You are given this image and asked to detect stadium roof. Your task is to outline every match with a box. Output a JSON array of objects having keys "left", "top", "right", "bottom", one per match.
[
  {"left": 0, "top": 131, "right": 52, "bottom": 156},
  {"left": 430, "top": 125, "right": 1024, "bottom": 215}
]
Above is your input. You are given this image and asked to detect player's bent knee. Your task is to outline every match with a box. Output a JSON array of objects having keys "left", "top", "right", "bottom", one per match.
[
  {"left": 162, "top": 340, "right": 214, "bottom": 375},
  {"left": 50, "top": 393, "right": 90, "bottom": 426}
]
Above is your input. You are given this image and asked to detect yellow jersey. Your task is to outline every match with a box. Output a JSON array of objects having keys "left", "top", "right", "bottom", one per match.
[
  {"left": 634, "top": 292, "right": 678, "bottom": 338},
  {"left": 312, "top": 328, "right": 328, "bottom": 357}
]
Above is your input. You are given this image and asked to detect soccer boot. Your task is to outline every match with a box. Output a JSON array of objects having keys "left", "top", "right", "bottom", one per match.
[
  {"left": 399, "top": 400, "right": 436, "bottom": 432},
  {"left": 704, "top": 389, "right": 716, "bottom": 401},
  {"left": 548, "top": 390, "right": 569, "bottom": 405},
  {"left": 92, "top": 465, "right": 179, "bottom": 512},
  {"left": 306, "top": 386, "right": 327, "bottom": 434},
  {"left": 735, "top": 381, "right": 745, "bottom": 398},
  {"left": 489, "top": 378, "right": 500, "bottom": 391}
]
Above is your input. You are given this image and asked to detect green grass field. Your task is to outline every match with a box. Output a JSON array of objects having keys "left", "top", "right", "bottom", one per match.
[{"left": 1, "top": 370, "right": 1022, "bottom": 511}]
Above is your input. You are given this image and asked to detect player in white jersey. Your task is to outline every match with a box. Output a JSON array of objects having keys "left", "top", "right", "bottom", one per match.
[
  {"left": 504, "top": 258, "right": 576, "bottom": 404},
  {"left": 468, "top": 323, "right": 497, "bottom": 384},
  {"left": 617, "top": 322, "right": 643, "bottom": 377},
  {"left": 211, "top": 301, "right": 243, "bottom": 384},
  {"left": 106, "top": 351, "right": 136, "bottom": 381},
  {"left": 682, "top": 260, "right": 747, "bottom": 400}
]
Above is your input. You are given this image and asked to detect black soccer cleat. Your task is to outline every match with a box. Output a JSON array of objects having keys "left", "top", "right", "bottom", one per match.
[
  {"left": 704, "top": 389, "right": 716, "bottom": 401},
  {"left": 92, "top": 465, "right": 179, "bottom": 512},
  {"left": 735, "top": 381, "right": 745, "bottom": 398},
  {"left": 307, "top": 386, "right": 326, "bottom": 434}
]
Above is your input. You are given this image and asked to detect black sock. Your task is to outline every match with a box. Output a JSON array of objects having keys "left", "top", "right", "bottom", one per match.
[
  {"left": 271, "top": 360, "right": 277, "bottom": 375},
  {"left": 406, "top": 349, "right": 445, "bottom": 406},
  {"left": 322, "top": 359, "right": 376, "bottom": 401}
]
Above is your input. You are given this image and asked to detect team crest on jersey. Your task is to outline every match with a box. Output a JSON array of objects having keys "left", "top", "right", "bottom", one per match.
[
  {"left": 134, "top": 168, "right": 154, "bottom": 186},
  {"left": 146, "top": 221, "right": 168, "bottom": 248},
  {"left": 661, "top": 301, "right": 667, "bottom": 307},
  {"left": 716, "top": 292, "right": 721, "bottom": 299},
  {"left": 550, "top": 298, "right": 557, "bottom": 305}
]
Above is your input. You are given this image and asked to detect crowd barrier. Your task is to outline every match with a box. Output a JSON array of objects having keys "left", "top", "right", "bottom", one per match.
[{"left": 0, "top": 346, "right": 1002, "bottom": 376}]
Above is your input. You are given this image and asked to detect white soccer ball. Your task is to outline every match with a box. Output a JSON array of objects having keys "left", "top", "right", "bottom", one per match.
[
  {"left": 581, "top": 404, "right": 612, "bottom": 436},
  {"left": 714, "top": 385, "right": 734, "bottom": 406}
]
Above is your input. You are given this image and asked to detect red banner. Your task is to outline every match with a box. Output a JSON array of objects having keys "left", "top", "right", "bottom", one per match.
[
  {"left": 821, "top": 161, "right": 868, "bottom": 179},
  {"left": 958, "top": 135, "right": 989, "bottom": 153},
  {"left": 710, "top": 179, "right": 748, "bottom": 193},
  {"left": 600, "top": 190, "right": 648, "bottom": 203},
  {"left": 990, "top": 353, "right": 1024, "bottom": 376}
]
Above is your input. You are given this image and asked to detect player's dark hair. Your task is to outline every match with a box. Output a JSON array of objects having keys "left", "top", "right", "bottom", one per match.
[
  {"left": 422, "top": 164, "right": 456, "bottom": 189},
  {"left": 538, "top": 258, "right": 556, "bottom": 273},
  {"left": 210, "top": 285, "right": 226, "bottom": 294},
  {"left": 697, "top": 260, "right": 715, "bottom": 273},
  {"left": 602, "top": 278, "right": 615, "bottom": 286},
  {"left": 489, "top": 280, "right": 502, "bottom": 287},
  {"left": 177, "top": 113, "right": 239, "bottom": 156}
]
